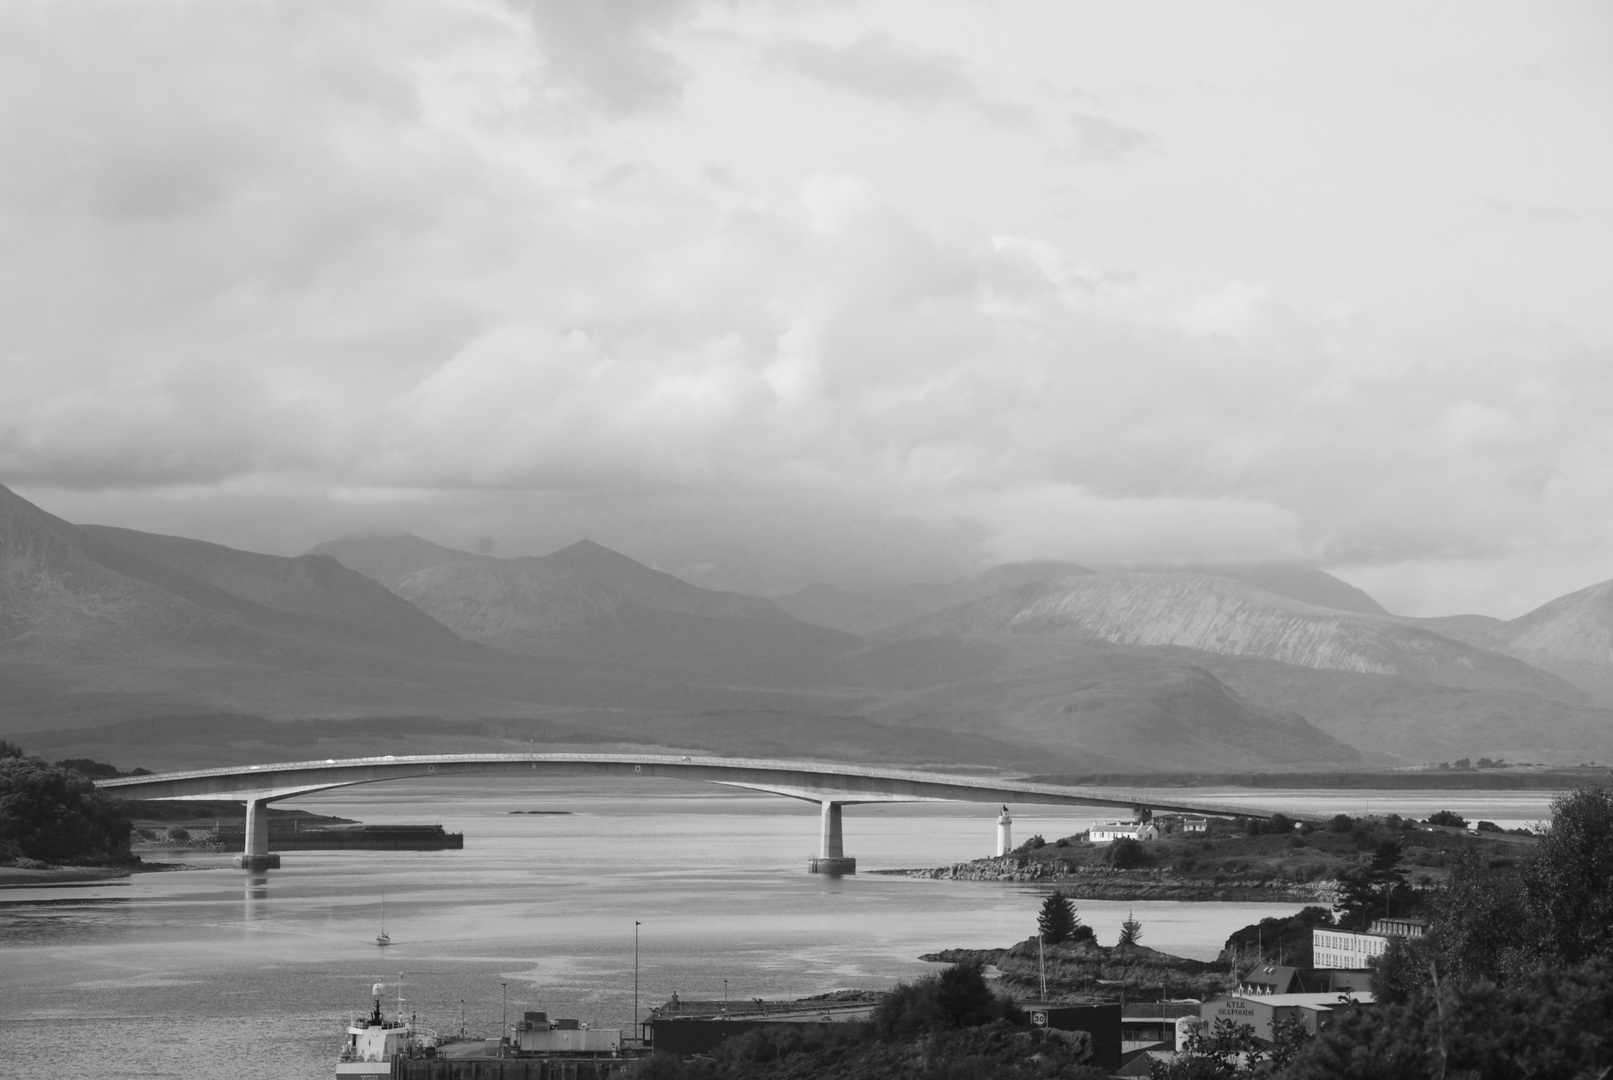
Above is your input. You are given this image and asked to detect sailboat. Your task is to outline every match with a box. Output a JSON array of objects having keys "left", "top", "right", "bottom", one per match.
[{"left": 376, "top": 891, "right": 392, "bottom": 947}]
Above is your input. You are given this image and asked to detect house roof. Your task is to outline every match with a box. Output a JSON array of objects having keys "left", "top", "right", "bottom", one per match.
[{"left": 1220, "top": 992, "right": 1376, "bottom": 1008}]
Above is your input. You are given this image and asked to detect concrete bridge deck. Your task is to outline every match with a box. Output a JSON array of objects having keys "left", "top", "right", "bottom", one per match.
[{"left": 97, "top": 752, "right": 1289, "bottom": 872}]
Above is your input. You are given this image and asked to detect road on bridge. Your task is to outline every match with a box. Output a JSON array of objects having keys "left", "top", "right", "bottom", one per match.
[{"left": 98, "top": 752, "right": 1289, "bottom": 872}]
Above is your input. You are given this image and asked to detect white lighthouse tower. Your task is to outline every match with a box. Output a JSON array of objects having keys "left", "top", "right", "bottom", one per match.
[{"left": 996, "top": 805, "right": 1013, "bottom": 856}]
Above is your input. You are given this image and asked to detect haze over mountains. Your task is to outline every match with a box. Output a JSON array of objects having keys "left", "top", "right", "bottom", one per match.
[
  {"left": 309, "top": 535, "right": 857, "bottom": 683},
  {"left": 5, "top": 482, "right": 1613, "bottom": 773}
]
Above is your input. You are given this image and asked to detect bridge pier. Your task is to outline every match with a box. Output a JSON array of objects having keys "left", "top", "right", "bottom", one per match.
[
  {"left": 807, "top": 800, "right": 856, "bottom": 875},
  {"left": 235, "top": 797, "right": 281, "bottom": 870}
]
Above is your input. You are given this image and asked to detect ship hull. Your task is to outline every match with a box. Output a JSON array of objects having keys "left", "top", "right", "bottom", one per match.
[{"left": 335, "top": 1063, "right": 391, "bottom": 1079}]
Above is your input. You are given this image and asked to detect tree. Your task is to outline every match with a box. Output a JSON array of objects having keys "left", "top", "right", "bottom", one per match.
[
  {"left": 0, "top": 755, "right": 134, "bottom": 864},
  {"left": 1423, "top": 850, "right": 1531, "bottom": 984},
  {"left": 1289, "top": 959, "right": 1613, "bottom": 1079},
  {"left": 1149, "top": 1018, "right": 1264, "bottom": 1080},
  {"left": 1335, "top": 838, "right": 1408, "bottom": 927},
  {"left": 1427, "top": 809, "right": 1468, "bottom": 828},
  {"left": 1524, "top": 784, "right": 1613, "bottom": 964},
  {"left": 1118, "top": 911, "right": 1143, "bottom": 947},
  {"left": 1038, "top": 890, "right": 1078, "bottom": 944},
  {"left": 0, "top": 740, "right": 23, "bottom": 759},
  {"left": 873, "top": 962, "right": 1019, "bottom": 1040},
  {"left": 1108, "top": 836, "right": 1150, "bottom": 869}
]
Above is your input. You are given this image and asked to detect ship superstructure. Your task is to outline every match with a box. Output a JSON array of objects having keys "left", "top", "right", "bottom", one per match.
[{"left": 338, "top": 983, "right": 433, "bottom": 1079}]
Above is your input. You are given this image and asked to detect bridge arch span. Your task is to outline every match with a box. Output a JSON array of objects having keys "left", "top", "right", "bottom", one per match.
[{"left": 96, "top": 753, "right": 1284, "bottom": 872}]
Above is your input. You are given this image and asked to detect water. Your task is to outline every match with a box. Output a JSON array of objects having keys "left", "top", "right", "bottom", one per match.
[{"left": 0, "top": 781, "right": 1559, "bottom": 1079}]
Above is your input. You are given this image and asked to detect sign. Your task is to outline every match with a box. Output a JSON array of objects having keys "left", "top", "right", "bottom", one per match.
[{"left": 1031, "top": 1011, "right": 1048, "bottom": 1027}]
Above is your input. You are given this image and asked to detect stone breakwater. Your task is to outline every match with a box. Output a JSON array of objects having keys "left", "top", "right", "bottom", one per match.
[{"left": 875, "top": 858, "right": 1341, "bottom": 904}]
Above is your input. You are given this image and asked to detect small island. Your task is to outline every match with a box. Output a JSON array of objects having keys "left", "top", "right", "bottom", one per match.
[
  {"left": 877, "top": 807, "right": 1534, "bottom": 903},
  {"left": 0, "top": 741, "right": 142, "bottom": 883}
]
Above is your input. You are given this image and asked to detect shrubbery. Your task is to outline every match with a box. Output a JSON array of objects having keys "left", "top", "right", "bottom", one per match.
[
  {"left": 1245, "top": 786, "right": 1613, "bottom": 1078},
  {"left": 1107, "top": 836, "right": 1151, "bottom": 869},
  {"left": 0, "top": 753, "right": 135, "bottom": 865}
]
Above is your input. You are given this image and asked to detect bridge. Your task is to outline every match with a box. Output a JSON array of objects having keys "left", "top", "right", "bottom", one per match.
[{"left": 96, "top": 753, "right": 1286, "bottom": 872}]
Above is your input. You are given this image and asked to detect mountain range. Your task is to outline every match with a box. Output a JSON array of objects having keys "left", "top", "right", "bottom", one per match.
[{"left": 4, "top": 481, "right": 1613, "bottom": 772}]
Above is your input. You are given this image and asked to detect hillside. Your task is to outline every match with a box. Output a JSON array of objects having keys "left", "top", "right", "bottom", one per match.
[
  {"left": 314, "top": 536, "right": 861, "bottom": 682},
  {"left": 778, "top": 560, "right": 1094, "bottom": 635},
  {"left": 1489, "top": 580, "right": 1613, "bottom": 701},
  {"left": 12, "top": 478, "right": 1613, "bottom": 772},
  {"left": 839, "top": 636, "right": 1362, "bottom": 771},
  {"left": 894, "top": 572, "right": 1580, "bottom": 696},
  {"left": 81, "top": 526, "right": 456, "bottom": 640},
  {"left": 0, "top": 484, "right": 772, "bottom": 734},
  {"left": 864, "top": 572, "right": 1613, "bottom": 764},
  {"left": 1396, "top": 581, "right": 1613, "bottom": 703}
]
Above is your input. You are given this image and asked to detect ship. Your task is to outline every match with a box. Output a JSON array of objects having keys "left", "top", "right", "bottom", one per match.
[
  {"left": 338, "top": 982, "right": 434, "bottom": 1079},
  {"left": 338, "top": 980, "right": 636, "bottom": 1079}
]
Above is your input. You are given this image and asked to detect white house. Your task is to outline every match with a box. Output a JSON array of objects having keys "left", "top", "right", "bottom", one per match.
[
  {"left": 1090, "top": 821, "right": 1161, "bottom": 843},
  {"left": 1312, "top": 919, "right": 1426, "bottom": 970}
]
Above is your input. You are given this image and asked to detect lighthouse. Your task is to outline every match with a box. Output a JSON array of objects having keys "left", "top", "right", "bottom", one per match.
[{"left": 996, "top": 805, "right": 1012, "bottom": 856}]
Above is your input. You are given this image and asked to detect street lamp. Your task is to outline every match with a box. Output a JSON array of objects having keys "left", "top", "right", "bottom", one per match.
[{"left": 501, "top": 981, "right": 508, "bottom": 1056}]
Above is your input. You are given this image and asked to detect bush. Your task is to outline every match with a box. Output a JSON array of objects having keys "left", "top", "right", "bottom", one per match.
[
  {"left": 1329, "top": 814, "right": 1355, "bottom": 833},
  {"left": 1525, "top": 784, "right": 1613, "bottom": 964},
  {"left": 164, "top": 825, "right": 191, "bottom": 842},
  {"left": 873, "top": 963, "right": 1020, "bottom": 1041},
  {"left": 1427, "top": 809, "right": 1469, "bottom": 828},
  {"left": 0, "top": 755, "right": 134, "bottom": 864},
  {"left": 1107, "top": 836, "right": 1151, "bottom": 869}
]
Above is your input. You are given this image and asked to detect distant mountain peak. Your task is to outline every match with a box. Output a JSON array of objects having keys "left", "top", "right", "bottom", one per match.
[{"left": 545, "top": 538, "right": 645, "bottom": 570}]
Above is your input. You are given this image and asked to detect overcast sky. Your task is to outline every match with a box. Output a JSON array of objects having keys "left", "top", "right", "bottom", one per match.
[{"left": 3, "top": 1, "right": 1611, "bottom": 616}]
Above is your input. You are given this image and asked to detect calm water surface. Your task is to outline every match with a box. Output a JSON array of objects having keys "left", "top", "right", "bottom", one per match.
[{"left": 0, "top": 781, "right": 1559, "bottom": 1079}]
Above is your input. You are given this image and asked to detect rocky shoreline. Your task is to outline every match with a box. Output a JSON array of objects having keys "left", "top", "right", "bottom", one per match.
[{"left": 875, "top": 858, "right": 1340, "bottom": 904}]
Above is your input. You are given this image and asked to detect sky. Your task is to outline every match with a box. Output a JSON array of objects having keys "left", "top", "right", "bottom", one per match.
[{"left": 2, "top": 1, "right": 1611, "bottom": 617}]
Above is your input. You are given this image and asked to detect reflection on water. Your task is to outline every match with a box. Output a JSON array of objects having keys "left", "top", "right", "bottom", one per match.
[
  {"left": 0, "top": 779, "right": 1564, "bottom": 1080},
  {"left": 245, "top": 874, "right": 269, "bottom": 923}
]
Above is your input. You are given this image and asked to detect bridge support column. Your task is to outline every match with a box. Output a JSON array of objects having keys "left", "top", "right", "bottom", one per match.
[
  {"left": 807, "top": 800, "right": 856, "bottom": 875},
  {"left": 235, "top": 798, "right": 281, "bottom": 870}
]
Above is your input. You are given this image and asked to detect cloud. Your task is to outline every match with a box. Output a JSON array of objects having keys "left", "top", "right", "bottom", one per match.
[
  {"left": 1060, "top": 112, "right": 1157, "bottom": 162},
  {"left": 515, "top": 0, "right": 702, "bottom": 113},
  {"left": 766, "top": 30, "right": 1027, "bottom": 122},
  {"left": 1484, "top": 195, "right": 1592, "bottom": 223},
  {"left": 3, "top": 3, "right": 1611, "bottom": 614}
]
